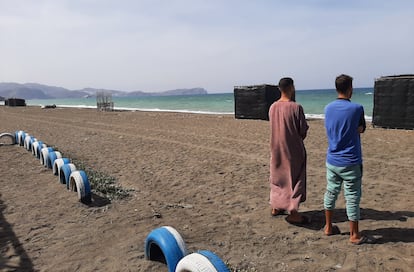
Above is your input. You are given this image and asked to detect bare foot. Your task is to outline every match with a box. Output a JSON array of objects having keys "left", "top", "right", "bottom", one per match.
[
  {"left": 271, "top": 208, "right": 282, "bottom": 216},
  {"left": 350, "top": 236, "right": 376, "bottom": 245},
  {"left": 324, "top": 225, "right": 341, "bottom": 236}
]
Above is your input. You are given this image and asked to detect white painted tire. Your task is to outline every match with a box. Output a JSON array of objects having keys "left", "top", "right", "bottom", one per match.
[
  {"left": 145, "top": 226, "right": 188, "bottom": 272},
  {"left": 60, "top": 163, "right": 77, "bottom": 186},
  {"left": 33, "top": 141, "right": 46, "bottom": 159},
  {"left": 40, "top": 147, "right": 54, "bottom": 166},
  {"left": 175, "top": 251, "right": 230, "bottom": 272},
  {"left": 69, "top": 170, "right": 92, "bottom": 204},
  {"left": 53, "top": 158, "right": 71, "bottom": 176},
  {"left": 0, "top": 133, "right": 16, "bottom": 145},
  {"left": 16, "top": 131, "right": 25, "bottom": 146},
  {"left": 175, "top": 253, "right": 217, "bottom": 272},
  {"left": 31, "top": 141, "right": 39, "bottom": 156},
  {"left": 16, "top": 130, "right": 22, "bottom": 145},
  {"left": 46, "top": 151, "right": 62, "bottom": 169},
  {"left": 23, "top": 134, "right": 32, "bottom": 150}
]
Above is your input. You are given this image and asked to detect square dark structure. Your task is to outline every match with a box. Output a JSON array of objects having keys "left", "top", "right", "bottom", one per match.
[
  {"left": 234, "top": 84, "right": 280, "bottom": 121},
  {"left": 5, "top": 98, "right": 26, "bottom": 107},
  {"left": 373, "top": 75, "right": 414, "bottom": 129}
]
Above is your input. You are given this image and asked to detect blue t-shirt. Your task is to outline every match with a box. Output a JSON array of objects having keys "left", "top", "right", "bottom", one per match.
[{"left": 324, "top": 99, "right": 365, "bottom": 166}]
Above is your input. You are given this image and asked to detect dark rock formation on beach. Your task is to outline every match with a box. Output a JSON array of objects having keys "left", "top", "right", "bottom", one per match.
[{"left": 0, "top": 82, "right": 208, "bottom": 100}]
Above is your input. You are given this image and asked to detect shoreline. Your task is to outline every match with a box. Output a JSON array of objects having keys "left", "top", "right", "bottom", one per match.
[{"left": 13, "top": 104, "right": 373, "bottom": 121}]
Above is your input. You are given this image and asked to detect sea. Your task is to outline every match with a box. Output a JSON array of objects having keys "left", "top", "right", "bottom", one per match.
[{"left": 27, "top": 87, "right": 374, "bottom": 120}]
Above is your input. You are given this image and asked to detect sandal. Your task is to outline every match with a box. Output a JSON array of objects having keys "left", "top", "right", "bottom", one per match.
[
  {"left": 271, "top": 209, "right": 283, "bottom": 216},
  {"left": 351, "top": 236, "right": 376, "bottom": 245},
  {"left": 324, "top": 225, "right": 341, "bottom": 236}
]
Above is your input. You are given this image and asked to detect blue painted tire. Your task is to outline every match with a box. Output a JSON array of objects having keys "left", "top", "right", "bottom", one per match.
[
  {"left": 19, "top": 131, "right": 26, "bottom": 146},
  {"left": 35, "top": 141, "right": 46, "bottom": 159},
  {"left": 145, "top": 226, "right": 187, "bottom": 272},
  {"left": 15, "top": 131, "right": 20, "bottom": 143},
  {"left": 175, "top": 251, "right": 230, "bottom": 272},
  {"left": 46, "top": 151, "right": 62, "bottom": 169},
  {"left": 53, "top": 158, "right": 70, "bottom": 176},
  {"left": 40, "top": 147, "right": 54, "bottom": 166},
  {"left": 0, "top": 133, "right": 16, "bottom": 145},
  {"left": 60, "top": 163, "right": 77, "bottom": 186},
  {"left": 28, "top": 137, "right": 37, "bottom": 151},
  {"left": 197, "top": 250, "right": 230, "bottom": 272},
  {"left": 16, "top": 131, "right": 25, "bottom": 146},
  {"left": 69, "top": 170, "right": 92, "bottom": 204}
]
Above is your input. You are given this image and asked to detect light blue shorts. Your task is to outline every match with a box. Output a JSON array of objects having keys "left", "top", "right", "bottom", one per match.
[{"left": 324, "top": 163, "right": 362, "bottom": 221}]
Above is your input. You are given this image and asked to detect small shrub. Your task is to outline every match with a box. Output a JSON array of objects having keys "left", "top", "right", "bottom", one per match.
[{"left": 69, "top": 157, "right": 132, "bottom": 201}]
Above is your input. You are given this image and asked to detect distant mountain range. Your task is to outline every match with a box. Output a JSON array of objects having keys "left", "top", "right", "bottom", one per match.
[{"left": 0, "top": 82, "right": 208, "bottom": 100}]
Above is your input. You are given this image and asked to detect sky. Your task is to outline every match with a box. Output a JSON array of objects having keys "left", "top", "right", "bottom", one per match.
[{"left": 0, "top": 0, "right": 413, "bottom": 93}]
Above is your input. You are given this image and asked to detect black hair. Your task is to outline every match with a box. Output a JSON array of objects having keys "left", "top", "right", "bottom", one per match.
[
  {"left": 335, "top": 74, "right": 353, "bottom": 94},
  {"left": 278, "top": 77, "right": 294, "bottom": 92}
]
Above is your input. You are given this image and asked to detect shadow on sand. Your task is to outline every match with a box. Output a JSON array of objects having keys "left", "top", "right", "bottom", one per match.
[
  {"left": 294, "top": 208, "right": 414, "bottom": 243},
  {"left": 0, "top": 196, "right": 35, "bottom": 271},
  {"left": 86, "top": 193, "right": 111, "bottom": 207}
]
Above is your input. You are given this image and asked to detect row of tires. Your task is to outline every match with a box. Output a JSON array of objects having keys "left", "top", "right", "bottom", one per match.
[
  {"left": 10, "top": 131, "right": 230, "bottom": 271},
  {"left": 14, "top": 130, "right": 92, "bottom": 204},
  {"left": 145, "top": 226, "right": 230, "bottom": 272}
]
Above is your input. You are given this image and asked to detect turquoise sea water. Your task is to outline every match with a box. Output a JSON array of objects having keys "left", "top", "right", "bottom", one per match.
[{"left": 27, "top": 87, "right": 374, "bottom": 119}]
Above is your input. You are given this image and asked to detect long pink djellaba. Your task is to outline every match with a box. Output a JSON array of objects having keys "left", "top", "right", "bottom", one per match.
[{"left": 269, "top": 101, "right": 309, "bottom": 212}]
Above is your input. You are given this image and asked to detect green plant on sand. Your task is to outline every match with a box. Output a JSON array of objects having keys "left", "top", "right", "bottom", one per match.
[{"left": 69, "top": 157, "right": 131, "bottom": 201}]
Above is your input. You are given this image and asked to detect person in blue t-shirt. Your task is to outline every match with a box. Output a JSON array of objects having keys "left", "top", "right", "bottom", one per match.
[{"left": 323, "top": 74, "right": 371, "bottom": 245}]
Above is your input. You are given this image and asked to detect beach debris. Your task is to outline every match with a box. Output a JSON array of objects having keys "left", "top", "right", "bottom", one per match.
[
  {"left": 164, "top": 203, "right": 194, "bottom": 209},
  {"left": 152, "top": 210, "right": 162, "bottom": 218},
  {"left": 225, "top": 260, "right": 259, "bottom": 272},
  {"left": 41, "top": 104, "right": 56, "bottom": 109}
]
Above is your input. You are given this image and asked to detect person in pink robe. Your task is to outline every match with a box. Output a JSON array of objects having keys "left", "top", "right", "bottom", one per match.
[{"left": 269, "top": 77, "right": 309, "bottom": 224}]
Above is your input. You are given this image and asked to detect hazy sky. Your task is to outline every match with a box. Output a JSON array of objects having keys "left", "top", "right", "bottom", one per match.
[{"left": 1, "top": 0, "right": 413, "bottom": 92}]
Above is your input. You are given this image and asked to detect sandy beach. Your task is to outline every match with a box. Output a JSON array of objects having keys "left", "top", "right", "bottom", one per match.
[{"left": 0, "top": 106, "right": 413, "bottom": 271}]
